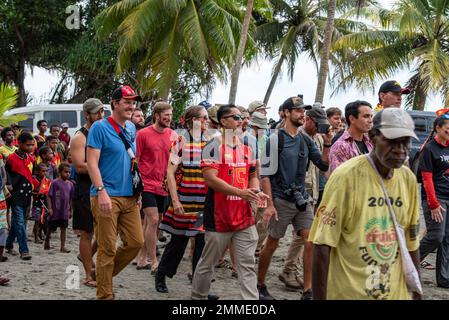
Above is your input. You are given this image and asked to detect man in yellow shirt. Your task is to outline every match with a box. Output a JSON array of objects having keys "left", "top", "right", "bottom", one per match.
[
  {"left": 310, "top": 108, "right": 422, "bottom": 300},
  {"left": 0, "top": 127, "right": 18, "bottom": 160}
]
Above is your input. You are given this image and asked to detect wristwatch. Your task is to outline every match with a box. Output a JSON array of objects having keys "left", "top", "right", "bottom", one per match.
[{"left": 96, "top": 186, "right": 105, "bottom": 192}]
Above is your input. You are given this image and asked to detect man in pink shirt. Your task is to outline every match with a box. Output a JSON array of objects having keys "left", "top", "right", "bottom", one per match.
[
  {"left": 329, "top": 100, "right": 374, "bottom": 173},
  {"left": 135, "top": 101, "right": 177, "bottom": 272}
]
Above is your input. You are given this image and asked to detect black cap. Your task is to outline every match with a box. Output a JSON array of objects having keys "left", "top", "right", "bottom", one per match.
[
  {"left": 378, "top": 81, "right": 410, "bottom": 95},
  {"left": 306, "top": 107, "right": 328, "bottom": 125},
  {"left": 281, "top": 96, "right": 312, "bottom": 111}
]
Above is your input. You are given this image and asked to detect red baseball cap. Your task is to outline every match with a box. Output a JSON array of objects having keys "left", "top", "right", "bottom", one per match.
[{"left": 112, "top": 85, "right": 142, "bottom": 102}]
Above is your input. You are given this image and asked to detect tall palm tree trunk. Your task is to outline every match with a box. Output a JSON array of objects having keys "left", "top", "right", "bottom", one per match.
[
  {"left": 413, "top": 83, "right": 426, "bottom": 110},
  {"left": 228, "top": 0, "right": 254, "bottom": 104},
  {"left": 314, "top": 0, "right": 336, "bottom": 104},
  {"left": 264, "top": 54, "right": 286, "bottom": 105}
]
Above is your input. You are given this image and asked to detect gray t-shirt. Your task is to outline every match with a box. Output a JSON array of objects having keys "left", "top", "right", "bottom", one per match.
[{"left": 262, "top": 129, "right": 329, "bottom": 201}]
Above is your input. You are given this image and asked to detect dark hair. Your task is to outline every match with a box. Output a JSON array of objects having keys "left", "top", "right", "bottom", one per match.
[
  {"left": 50, "top": 124, "right": 60, "bottom": 131},
  {"left": 17, "top": 131, "right": 34, "bottom": 144},
  {"left": 419, "top": 115, "right": 449, "bottom": 152},
  {"left": 217, "top": 104, "right": 238, "bottom": 125},
  {"left": 46, "top": 135, "right": 58, "bottom": 143},
  {"left": 58, "top": 162, "right": 71, "bottom": 173},
  {"left": 37, "top": 120, "right": 47, "bottom": 127},
  {"left": 326, "top": 107, "right": 342, "bottom": 118},
  {"left": 38, "top": 146, "right": 53, "bottom": 159},
  {"left": 344, "top": 100, "right": 372, "bottom": 125},
  {"left": 133, "top": 107, "right": 143, "bottom": 114},
  {"left": 410, "top": 115, "right": 449, "bottom": 176},
  {"left": 184, "top": 105, "right": 206, "bottom": 130},
  {"left": 1, "top": 127, "right": 13, "bottom": 140},
  {"left": 35, "top": 163, "right": 48, "bottom": 172}
]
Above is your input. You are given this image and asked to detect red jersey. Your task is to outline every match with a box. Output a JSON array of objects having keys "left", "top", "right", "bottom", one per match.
[{"left": 201, "top": 139, "right": 257, "bottom": 232}]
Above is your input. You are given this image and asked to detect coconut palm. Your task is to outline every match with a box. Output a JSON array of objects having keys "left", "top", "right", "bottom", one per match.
[
  {"left": 314, "top": 0, "right": 336, "bottom": 103},
  {"left": 0, "top": 83, "right": 27, "bottom": 126},
  {"left": 333, "top": 0, "right": 449, "bottom": 110},
  {"left": 96, "top": 0, "right": 243, "bottom": 99},
  {"left": 229, "top": 0, "right": 254, "bottom": 104}
]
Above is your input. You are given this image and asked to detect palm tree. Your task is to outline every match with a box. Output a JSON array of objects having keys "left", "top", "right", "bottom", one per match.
[
  {"left": 0, "top": 83, "right": 27, "bottom": 126},
  {"left": 333, "top": 0, "right": 449, "bottom": 110},
  {"left": 314, "top": 0, "right": 336, "bottom": 103},
  {"left": 228, "top": 0, "right": 254, "bottom": 104},
  {"left": 256, "top": 0, "right": 368, "bottom": 105},
  {"left": 95, "top": 0, "right": 243, "bottom": 99}
]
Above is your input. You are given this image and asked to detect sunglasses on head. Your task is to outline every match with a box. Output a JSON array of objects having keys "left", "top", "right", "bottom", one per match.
[
  {"left": 436, "top": 108, "right": 449, "bottom": 117},
  {"left": 223, "top": 114, "right": 243, "bottom": 121}
]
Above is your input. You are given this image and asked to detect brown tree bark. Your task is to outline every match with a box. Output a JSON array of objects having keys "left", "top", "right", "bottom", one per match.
[
  {"left": 264, "top": 54, "right": 286, "bottom": 105},
  {"left": 228, "top": 0, "right": 254, "bottom": 104},
  {"left": 314, "top": 0, "right": 336, "bottom": 104}
]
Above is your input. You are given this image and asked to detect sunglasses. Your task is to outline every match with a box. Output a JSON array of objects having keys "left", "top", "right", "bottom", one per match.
[{"left": 223, "top": 114, "right": 243, "bottom": 121}]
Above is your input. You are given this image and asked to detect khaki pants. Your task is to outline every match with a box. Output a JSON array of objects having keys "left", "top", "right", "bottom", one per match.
[
  {"left": 255, "top": 208, "right": 268, "bottom": 252},
  {"left": 283, "top": 232, "right": 304, "bottom": 274},
  {"left": 191, "top": 225, "right": 259, "bottom": 300},
  {"left": 91, "top": 196, "right": 144, "bottom": 300}
]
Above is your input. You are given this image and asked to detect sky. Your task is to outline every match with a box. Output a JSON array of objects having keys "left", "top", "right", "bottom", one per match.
[{"left": 25, "top": 0, "right": 444, "bottom": 121}]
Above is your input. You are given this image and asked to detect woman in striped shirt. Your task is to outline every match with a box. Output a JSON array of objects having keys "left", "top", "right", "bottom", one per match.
[{"left": 155, "top": 105, "right": 209, "bottom": 293}]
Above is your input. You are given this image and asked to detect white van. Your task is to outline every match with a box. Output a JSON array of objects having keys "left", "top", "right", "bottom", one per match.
[{"left": 4, "top": 104, "right": 112, "bottom": 136}]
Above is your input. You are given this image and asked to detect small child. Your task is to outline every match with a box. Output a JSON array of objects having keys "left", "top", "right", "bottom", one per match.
[
  {"left": 31, "top": 163, "right": 51, "bottom": 243},
  {"left": 38, "top": 146, "right": 58, "bottom": 180},
  {"left": 44, "top": 136, "right": 61, "bottom": 167},
  {"left": 44, "top": 162, "right": 74, "bottom": 253}
]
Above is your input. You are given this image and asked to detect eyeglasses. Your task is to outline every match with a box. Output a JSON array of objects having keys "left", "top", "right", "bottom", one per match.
[{"left": 223, "top": 114, "right": 243, "bottom": 121}]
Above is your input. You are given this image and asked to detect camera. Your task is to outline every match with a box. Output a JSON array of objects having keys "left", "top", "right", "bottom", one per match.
[
  {"left": 317, "top": 123, "right": 330, "bottom": 134},
  {"left": 283, "top": 183, "right": 308, "bottom": 211}
]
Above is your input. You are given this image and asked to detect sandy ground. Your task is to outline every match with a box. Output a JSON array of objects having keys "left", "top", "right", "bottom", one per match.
[{"left": 0, "top": 219, "right": 448, "bottom": 300}]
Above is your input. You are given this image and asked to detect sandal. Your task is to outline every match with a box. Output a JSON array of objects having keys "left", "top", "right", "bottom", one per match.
[
  {"left": 136, "top": 264, "right": 151, "bottom": 270},
  {"left": 6, "top": 249, "right": 18, "bottom": 256},
  {"left": 0, "top": 276, "right": 9, "bottom": 286},
  {"left": 151, "top": 263, "right": 159, "bottom": 275},
  {"left": 0, "top": 256, "right": 8, "bottom": 262},
  {"left": 83, "top": 279, "right": 97, "bottom": 288},
  {"left": 420, "top": 260, "right": 435, "bottom": 270}
]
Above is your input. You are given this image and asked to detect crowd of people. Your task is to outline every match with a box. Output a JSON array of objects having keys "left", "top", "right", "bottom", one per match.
[{"left": 0, "top": 80, "right": 448, "bottom": 301}]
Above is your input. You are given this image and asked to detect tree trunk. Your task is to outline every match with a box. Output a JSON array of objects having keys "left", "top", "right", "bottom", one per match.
[
  {"left": 412, "top": 83, "right": 426, "bottom": 110},
  {"left": 16, "top": 55, "right": 26, "bottom": 107},
  {"left": 264, "top": 54, "right": 286, "bottom": 105},
  {"left": 314, "top": 0, "right": 336, "bottom": 104},
  {"left": 228, "top": 0, "right": 254, "bottom": 104}
]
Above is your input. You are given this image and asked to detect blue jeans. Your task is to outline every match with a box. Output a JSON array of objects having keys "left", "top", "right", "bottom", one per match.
[{"left": 6, "top": 205, "right": 29, "bottom": 254}]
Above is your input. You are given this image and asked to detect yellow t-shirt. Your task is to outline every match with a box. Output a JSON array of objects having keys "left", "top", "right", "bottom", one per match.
[
  {"left": 0, "top": 145, "right": 17, "bottom": 160},
  {"left": 309, "top": 155, "right": 420, "bottom": 300}
]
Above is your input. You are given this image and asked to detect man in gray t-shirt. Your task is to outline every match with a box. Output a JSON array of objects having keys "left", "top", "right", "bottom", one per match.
[{"left": 257, "top": 96, "right": 333, "bottom": 301}]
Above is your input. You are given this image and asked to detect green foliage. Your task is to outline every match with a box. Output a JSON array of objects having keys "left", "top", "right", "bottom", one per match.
[
  {"left": 332, "top": 0, "right": 449, "bottom": 109},
  {"left": 95, "top": 0, "right": 244, "bottom": 100},
  {"left": 255, "top": 0, "right": 370, "bottom": 102},
  {"left": 0, "top": 0, "right": 78, "bottom": 105},
  {"left": 0, "top": 83, "right": 27, "bottom": 126}
]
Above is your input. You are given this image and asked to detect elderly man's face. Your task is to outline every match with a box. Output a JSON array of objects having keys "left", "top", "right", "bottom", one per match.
[{"left": 371, "top": 132, "right": 411, "bottom": 169}]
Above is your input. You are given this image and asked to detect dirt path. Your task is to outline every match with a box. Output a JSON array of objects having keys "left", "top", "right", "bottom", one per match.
[{"left": 0, "top": 221, "right": 448, "bottom": 300}]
